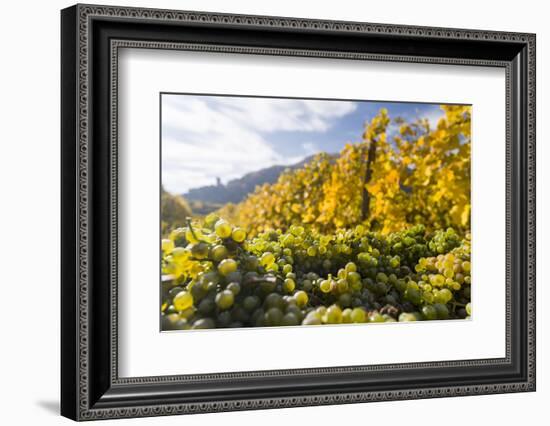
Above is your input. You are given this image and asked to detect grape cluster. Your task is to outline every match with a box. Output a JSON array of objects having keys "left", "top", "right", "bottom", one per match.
[{"left": 161, "top": 216, "right": 471, "bottom": 331}]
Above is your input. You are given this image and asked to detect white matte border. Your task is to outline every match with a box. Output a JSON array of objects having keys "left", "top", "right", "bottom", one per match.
[{"left": 118, "top": 48, "right": 506, "bottom": 378}]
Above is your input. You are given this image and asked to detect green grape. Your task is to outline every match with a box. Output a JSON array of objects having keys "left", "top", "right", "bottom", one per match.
[
  {"left": 243, "top": 295, "right": 260, "bottom": 312},
  {"left": 264, "top": 293, "right": 284, "bottom": 310},
  {"left": 283, "top": 278, "right": 296, "bottom": 293},
  {"left": 189, "top": 281, "right": 206, "bottom": 299},
  {"left": 215, "top": 290, "right": 234, "bottom": 310},
  {"left": 227, "top": 282, "right": 241, "bottom": 295},
  {"left": 336, "top": 278, "right": 349, "bottom": 293},
  {"left": 198, "top": 298, "right": 215, "bottom": 315},
  {"left": 264, "top": 307, "right": 284, "bottom": 326},
  {"left": 231, "top": 227, "right": 246, "bottom": 243},
  {"left": 398, "top": 313, "right": 417, "bottom": 322},
  {"left": 307, "top": 246, "right": 317, "bottom": 257},
  {"left": 347, "top": 271, "right": 361, "bottom": 285},
  {"left": 289, "top": 225, "right": 304, "bottom": 236},
  {"left": 190, "top": 242, "right": 209, "bottom": 260},
  {"left": 323, "top": 305, "right": 343, "bottom": 324},
  {"left": 162, "top": 313, "right": 182, "bottom": 330},
  {"left": 203, "top": 213, "right": 220, "bottom": 229},
  {"left": 294, "top": 290, "right": 308, "bottom": 308},
  {"left": 430, "top": 274, "right": 445, "bottom": 287},
  {"left": 373, "top": 281, "right": 388, "bottom": 296},
  {"left": 438, "top": 288, "right": 453, "bottom": 303},
  {"left": 225, "top": 271, "right": 242, "bottom": 284},
  {"left": 260, "top": 252, "right": 275, "bottom": 266},
  {"left": 319, "top": 279, "right": 333, "bottom": 293},
  {"left": 369, "top": 312, "right": 384, "bottom": 323},
  {"left": 282, "top": 264, "right": 293, "bottom": 275},
  {"left": 259, "top": 279, "right": 277, "bottom": 294},
  {"left": 173, "top": 291, "right": 193, "bottom": 311},
  {"left": 245, "top": 255, "right": 259, "bottom": 271},
  {"left": 421, "top": 305, "right": 438, "bottom": 320},
  {"left": 302, "top": 279, "right": 313, "bottom": 291},
  {"left": 281, "top": 312, "right": 300, "bottom": 326},
  {"left": 171, "top": 246, "right": 186, "bottom": 260},
  {"left": 403, "top": 236, "right": 415, "bottom": 246},
  {"left": 253, "top": 309, "right": 266, "bottom": 327},
  {"left": 404, "top": 288, "right": 421, "bottom": 305},
  {"left": 210, "top": 244, "right": 229, "bottom": 262},
  {"left": 342, "top": 308, "right": 353, "bottom": 323},
  {"left": 465, "top": 302, "right": 472, "bottom": 316},
  {"left": 389, "top": 256, "right": 400, "bottom": 268},
  {"left": 218, "top": 258, "right": 237, "bottom": 276},
  {"left": 167, "top": 286, "right": 184, "bottom": 299},
  {"left": 199, "top": 271, "right": 220, "bottom": 285},
  {"left": 338, "top": 293, "right": 352, "bottom": 308},
  {"left": 179, "top": 307, "right": 195, "bottom": 320},
  {"left": 214, "top": 219, "right": 232, "bottom": 238},
  {"left": 345, "top": 262, "right": 357, "bottom": 273},
  {"left": 216, "top": 311, "right": 232, "bottom": 327},
  {"left": 376, "top": 272, "right": 388, "bottom": 283},
  {"left": 433, "top": 303, "right": 449, "bottom": 319},
  {"left": 266, "top": 263, "right": 279, "bottom": 273},
  {"left": 302, "top": 312, "right": 322, "bottom": 325},
  {"left": 350, "top": 279, "right": 363, "bottom": 292},
  {"left": 411, "top": 311, "right": 424, "bottom": 321},
  {"left": 395, "top": 279, "right": 407, "bottom": 292},
  {"left": 422, "top": 291, "right": 435, "bottom": 304},
  {"left": 163, "top": 304, "right": 178, "bottom": 315},
  {"left": 350, "top": 307, "right": 367, "bottom": 323}
]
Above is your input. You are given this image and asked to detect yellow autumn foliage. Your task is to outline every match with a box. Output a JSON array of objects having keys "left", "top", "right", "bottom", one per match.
[
  {"left": 161, "top": 187, "right": 193, "bottom": 234},
  {"left": 217, "top": 105, "right": 471, "bottom": 236}
]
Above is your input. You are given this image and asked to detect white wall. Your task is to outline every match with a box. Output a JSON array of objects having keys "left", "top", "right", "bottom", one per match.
[{"left": 0, "top": 0, "right": 546, "bottom": 424}]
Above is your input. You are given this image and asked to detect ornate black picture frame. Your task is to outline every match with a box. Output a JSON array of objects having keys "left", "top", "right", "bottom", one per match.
[{"left": 61, "top": 4, "right": 536, "bottom": 421}]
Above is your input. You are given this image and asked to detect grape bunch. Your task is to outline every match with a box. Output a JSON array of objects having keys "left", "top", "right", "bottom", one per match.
[{"left": 161, "top": 215, "right": 471, "bottom": 331}]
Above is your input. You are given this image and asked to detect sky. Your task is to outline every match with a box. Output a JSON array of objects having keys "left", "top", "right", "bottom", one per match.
[{"left": 161, "top": 94, "right": 447, "bottom": 194}]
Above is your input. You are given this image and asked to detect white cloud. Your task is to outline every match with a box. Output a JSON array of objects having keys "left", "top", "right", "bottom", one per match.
[
  {"left": 301, "top": 142, "right": 317, "bottom": 156},
  {"left": 161, "top": 95, "right": 357, "bottom": 193}
]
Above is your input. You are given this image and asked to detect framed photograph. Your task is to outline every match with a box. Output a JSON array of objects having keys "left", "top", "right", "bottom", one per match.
[{"left": 61, "top": 4, "right": 536, "bottom": 421}]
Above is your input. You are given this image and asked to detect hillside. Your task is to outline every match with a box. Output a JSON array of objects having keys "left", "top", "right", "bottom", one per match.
[{"left": 183, "top": 154, "right": 331, "bottom": 205}]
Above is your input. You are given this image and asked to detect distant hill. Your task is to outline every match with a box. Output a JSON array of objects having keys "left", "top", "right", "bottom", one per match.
[
  {"left": 161, "top": 187, "right": 193, "bottom": 234},
  {"left": 183, "top": 154, "right": 330, "bottom": 207}
]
